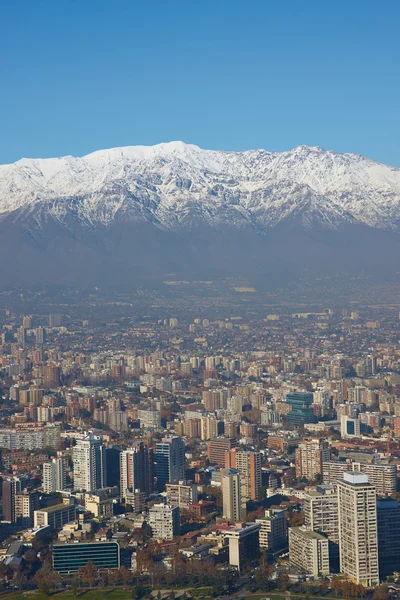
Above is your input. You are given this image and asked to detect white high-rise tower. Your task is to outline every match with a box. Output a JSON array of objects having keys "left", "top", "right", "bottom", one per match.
[
  {"left": 73, "top": 434, "right": 106, "bottom": 492},
  {"left": 338, "top": 472, "right": 379, "bottom": 586}
]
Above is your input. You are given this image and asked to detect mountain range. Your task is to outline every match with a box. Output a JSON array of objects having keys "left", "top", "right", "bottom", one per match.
[{"left": 1, "top": 141, "right": 400, "bottom": 287}]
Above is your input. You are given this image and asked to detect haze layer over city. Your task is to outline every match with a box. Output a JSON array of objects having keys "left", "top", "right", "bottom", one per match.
[{"left": 0, "top": 2, "right": 400, "bottom": 600}]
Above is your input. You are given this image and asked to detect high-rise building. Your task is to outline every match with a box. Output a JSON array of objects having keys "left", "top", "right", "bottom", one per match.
[
  {"left": 225, "top": 449, "right": 262, "bottom": 501},
  {"left": 148, "top": 503, "right": 180, "bottom": 540},
  {"left": 337, "top": 472, "right": 379, "bottom": 586},
  {"left": 295, "top": 439, "right": 330, "bottom": 481},
  {"left": 49, "top": 314, "right": 62, "bottom": 328},
  {"left": 256, "top": 509, "right": 288, "bottom": 556},
  {"left": 108, "top": 411, "right": 128, "bottom": 433},
  {"left": 22, "top": 315, "right": 32, "bottom": 329},
  {"left": 323, "top": 460, "right": 396, "bottom": 495},
  {"left": 226, "top": 522, "right": 261, "bottom": 573},
  {"left": 105, "top": 446, "right": 121, "bottom": 488},
  {"left": 155, "top": 437, "right": 185, "bottom": 492},
  {"left": 2, "top": 477, "right": 22, "bottom": 522},
  {"left": 120, "top": 443, "right": 154, "bottom": 500},
  {"left": 289, "top": 526, "right": 330, "bottom": 578},
  {"left": 35, "top": 327, "right": 46, "bottom": 347},
  {"left": 221, "top": 468, "right": 246, "bottom": 523},
  {"left": 377, "top": 498, "right": 400, "bottom": 579},
  {"left": 207, "top": 437, "right": 238, "bottom": 468},
  {"left": 43, "top": 365, "right": 61, "bottom": 389},
  {"left": 200, "top": 415, "right": 218, "bottom": 441},
  {"left": 73, "top": 434, "right": 106, "bottom": 492},
  {"left": 15, "top": 489, "right": 40, "bottom": 527},
  {"left": 43, "top": 458, "right": 66, "bottom": 493},
  {"left": 304, "top": 484, "right": 339, "bottom": 570},
  {"left": 286, "top": 392, "right": 315, "bottom": 425}
]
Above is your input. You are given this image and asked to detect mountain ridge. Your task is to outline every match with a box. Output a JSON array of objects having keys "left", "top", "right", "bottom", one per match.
[{"left": 1, "top": 141, "right": 400, "bottom": 287}]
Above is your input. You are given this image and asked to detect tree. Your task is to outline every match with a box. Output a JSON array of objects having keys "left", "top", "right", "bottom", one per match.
[
  {"left": 34, "top": 571, "right": 50, "bottom": 597},
  {"left": 77, "top": 560, "right": 98, "bottom": 587},
  {"left": 373, "top": 585, "right": 389, "bottom": 600},
  {"left": 108, "top": 568, "right": 121, "bottom": 588},
  {"left": 277, "top": 572, "right": 290, "bottom": 591}
]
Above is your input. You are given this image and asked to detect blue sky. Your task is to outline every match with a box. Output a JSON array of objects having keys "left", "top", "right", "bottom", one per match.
[{"left": 1, "top": 0, "right": 399, "bottom": 165}]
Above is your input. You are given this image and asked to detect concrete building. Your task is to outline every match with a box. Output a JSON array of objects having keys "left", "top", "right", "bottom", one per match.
[
  {"left": 207, "top": 437, "right": 238, "bottom": 468},
  {"left": 73, "top": 434, "right": 106, "bottom": 492},
  {"left": 289, "top": 526, "right": 330, "bottom": 578},
  {"left": 120, "top": 443, "right": 154, "bottom": 500},
  {"left": 256, "top": 508, "right": 288, "bottom": 556},
  {"left": 295, "top": 439, "right": 330, "bottom": 481},
  {"left": 34, "top": 501, "right": 76, "bottom": 530},
  {"left": 340, "top": 415, "right": 361, "bottom": 439},
  {"left": 338, "top": 472, "right": 379, "bottom": 586},
  {"left": 200, "top": 415, "right": 218, "bottom": 441},
  {"left": 148, "top": 503, "right": 180, "bottom": 540},
  {"left": 303, "top": 484, "right": 339, "bottom": 571},
  {"left": 323, "top": 460, "right": 396, "bottom": 495},
  {"left": 225, "top": 449, "right": 262, "bottom": 501},
  {"left": 165, "top": 481, "right": 198, "bottom": 510},
  {"left": 84, "top": 492, "right": 113, "bottom": 518},
  {"left": 43, "top": 458, "right": 66, "bottom": 493},
  {"left": 221, "top": 468, "right": 246, "bottom": 524}
]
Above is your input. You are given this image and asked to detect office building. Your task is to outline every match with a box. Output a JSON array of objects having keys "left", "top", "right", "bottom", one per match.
[
  {"left": 73, "top": 434, "right": 106, "bottom": 492},
  {"left": 2, "top": 477, "right": 21, "bottom": 523},
  {"left": 120, "top": 443, "right": 154, "bottom": 500},
  {"left": 84, "top": 492, "right": 113, "bottom": 519},
  {"left": 256, "top": 509, "right": 288, "bottom": 555},
  {"left": 377, "top": 498, "right": 400, "bottom": 579},
  {"left": 225, "top": 449, "right": 262, "bottom": 501},
  {"left": 34, "top": 501, "right": 76, "bottom": 530},
  {"left": 43, "top": 458, "right": 66, "bottom": 493},
  {"left": 286, "top": 392, "right": 315, "bottom": 425},
  {"left": 155, "top": 437, "right": 185, "bottom": 492},
  {"left": 341, "top": 415, "right": 361, "bottom": 438},
  {"left": 148, "top": 503, "right": 180, "bottom": 540},
  {"left": 221, "top": 468, "right": 246, "bottom": 524},
  {"left": 289, "top": 526, "right": 330, "bottom": 578},
  {"left": 53, "top": 541, "right": 119, "bottom": 574},
  {"left": 226, "top": 522, "right": 261, "bottom": 573},
  {"left": 165, "top": 481, "right": 198, "bottom": 509},
  {"left": 337, "top": 472, "right": 379, "bottom": 586},
  {"left": 105, "top": 446, "right": 121, "bottom": 488},
  {"left": 295, "top": 439, "right": 330, "bottom": 481}
]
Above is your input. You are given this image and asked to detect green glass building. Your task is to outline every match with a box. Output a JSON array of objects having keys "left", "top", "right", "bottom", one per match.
[
  {"left": 286, "top": 392, "right": 315, "bottom": 425},
  {"left": 52, "top": 541, "right": 120, "bottom": 574}
]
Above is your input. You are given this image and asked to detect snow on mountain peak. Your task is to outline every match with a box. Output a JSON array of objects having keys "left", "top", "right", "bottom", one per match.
[{"left": 1, "top": 141, "right": 400, "bottom": 232}]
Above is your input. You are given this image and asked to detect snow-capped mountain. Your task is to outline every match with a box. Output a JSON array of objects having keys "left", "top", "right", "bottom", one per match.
[
  {"left": 1, "top": 141, "right": 400, "bottom": 232},
  {"left": 1, "top": 141, "right": 400, "bottom": 287}
]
